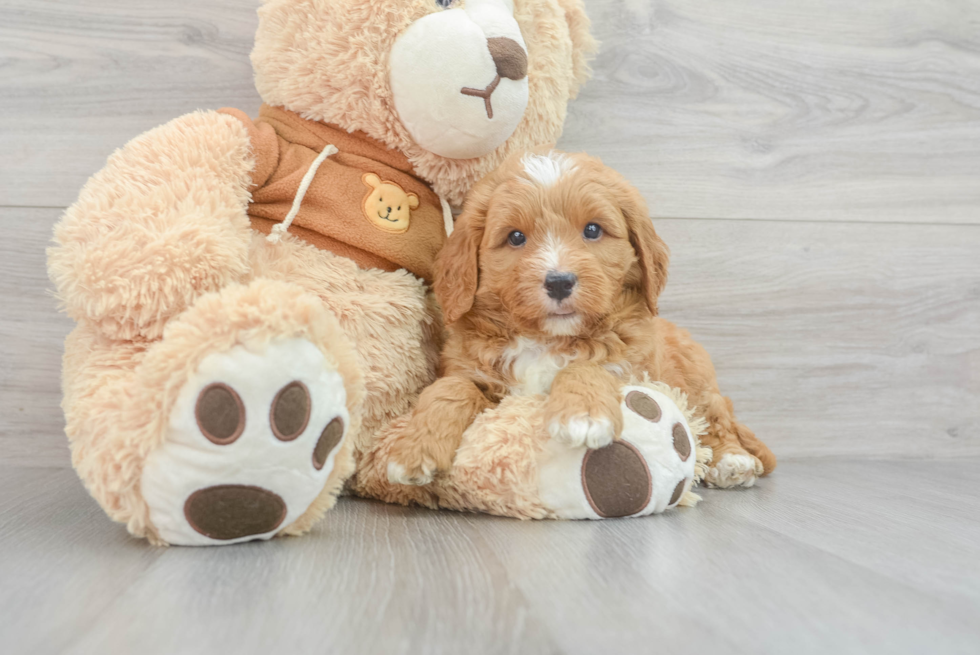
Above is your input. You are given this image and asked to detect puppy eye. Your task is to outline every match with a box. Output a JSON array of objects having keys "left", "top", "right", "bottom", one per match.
[
  {"left": 507, "top": 230, "right": 527, "bottom": 247},
  {"left": 583, "top": 223, "right": 603, "bottom": 240},
  {"left": 435, "top": 0, "right": 454, "bottom": 7}
]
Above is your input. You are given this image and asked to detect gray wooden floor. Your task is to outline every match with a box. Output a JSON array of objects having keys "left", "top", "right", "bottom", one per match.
[
  {"left": 1, "top": 0, "right": 979, "bottom": 653},
  {"left": 3, "top": 460, "right": 980, "bottom": 654}
]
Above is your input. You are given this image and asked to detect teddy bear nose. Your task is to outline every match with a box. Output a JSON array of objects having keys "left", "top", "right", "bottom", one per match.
[{"left": 487, "top": 37, "right": 528, "bottom": 80}]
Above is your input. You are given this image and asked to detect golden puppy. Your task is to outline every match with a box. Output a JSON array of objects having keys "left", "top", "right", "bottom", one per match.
[{"left": 387, "top": 150, "right": 776, "bottom": 488}]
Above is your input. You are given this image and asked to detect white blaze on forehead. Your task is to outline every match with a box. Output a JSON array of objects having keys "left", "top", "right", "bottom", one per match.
[{"left": 521, "top": 152, "right": 576, "bottom": 187}]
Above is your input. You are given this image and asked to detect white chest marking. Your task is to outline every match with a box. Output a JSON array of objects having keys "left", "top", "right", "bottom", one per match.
[{"left": 502, "top": 337, "right": 571, "bottom": 396}]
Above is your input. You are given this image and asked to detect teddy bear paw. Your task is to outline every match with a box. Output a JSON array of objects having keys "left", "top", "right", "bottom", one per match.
[
  {"left": 537, "top": 385, "right": 698, "bottom": 519},
  {"left": 140, "top": 338, "right": 349, "bottom": 546}
]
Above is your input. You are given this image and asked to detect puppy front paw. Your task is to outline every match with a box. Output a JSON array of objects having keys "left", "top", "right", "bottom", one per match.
[
  {"left": 386, "top": 460, "right": 436, "bottom": 486},
  {"left": 548, "top": 413, "right": 618, "bottom": 449},
  {"left": 704, "top": 452, "right": 764, "bottom": 488},
  {"left": 385, "top": 432, "right": 454, "bottom": 486}
]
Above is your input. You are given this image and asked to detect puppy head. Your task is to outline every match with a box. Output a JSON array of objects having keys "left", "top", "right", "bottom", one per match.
[{"left": 435, "top": 150, "right": 669, "bottom": 336}]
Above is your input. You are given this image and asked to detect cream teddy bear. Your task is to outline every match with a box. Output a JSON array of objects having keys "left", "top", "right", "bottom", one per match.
[{"left": 48, "top": 0, "right": 599, "bottom": 545}]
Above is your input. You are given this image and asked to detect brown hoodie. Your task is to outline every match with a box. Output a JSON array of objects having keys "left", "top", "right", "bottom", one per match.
[{"left": 220, "top": 105, "right": 447, "bottom": 284}]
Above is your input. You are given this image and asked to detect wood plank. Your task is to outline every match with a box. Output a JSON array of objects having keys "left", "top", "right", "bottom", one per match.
[
  {"left": 0, "top": 0, "right": 263, "bottom": 207},
  {"left": 704, "top": 458, "right": 980, "bottom": 605},
  {"left": 2, "top": 462, "right": 979, "bottom": 654},
  {"left": 18, "top": 471, "right": 558, "bottom": 655},
  {"left": 2, "top": 0, "right": 979, "bottom": 222},
  {"left": 476, "top": 464, "right": 980, "bottom": 654},
  {"left": 0, "top": 208, "right": 74, "bottom": 468},
  {"left": 0, "top": 467, "right": 167, "bottom": 654},
  {"left": 654, "top": 216, "right": 980, "bottom": 459},
  {"left": 2, "top": 207, "right": 979, "bottom": 467},
  {"left": 565, "top": 0, "right": 980, "bottom": 223}
]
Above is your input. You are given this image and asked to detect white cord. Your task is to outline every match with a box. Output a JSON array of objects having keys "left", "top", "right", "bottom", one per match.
[
  {"left": 440, "top": 196, "right": 454, "bottom": 237},
  {"left": 267, "top": 144, "right": 339, "bottom": 244}
]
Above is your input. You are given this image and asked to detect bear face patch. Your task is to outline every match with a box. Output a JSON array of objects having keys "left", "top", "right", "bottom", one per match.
[{"left": 362, "top": 173, "right": 418, "bottom": 234}]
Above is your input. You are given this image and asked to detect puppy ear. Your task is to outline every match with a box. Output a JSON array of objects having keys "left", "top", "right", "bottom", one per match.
[
  {"left": 620, "top": 186, "right": 669, "bottom": 315},
  {"left": 434, "top": 193, "right": 488, "bottom": 325}
]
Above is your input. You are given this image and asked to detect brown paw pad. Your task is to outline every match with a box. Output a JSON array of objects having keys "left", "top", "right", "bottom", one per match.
[
  {"left": 669, "top": 477, "right": 690, "bottom": 507},
  {"left": 196, "top": 383, "right": 245, "bottom": 445},
  {"left": 581, "top": 441, "right": 652, "bottom": 518},
  {"left": 313, "top": 417, "right": 345, "bottom": 471},
  {"left": 270, "top": 381, "right": 311, "bottom": 442},
  {"left": 672, "top": 422, "right": 692, "bottom": 461},
  {"left": 625, "top": 390, "right": 661, "bottom": 422},
  {"left": 184, "top": 484, "right": 287, "bottom": 540}
]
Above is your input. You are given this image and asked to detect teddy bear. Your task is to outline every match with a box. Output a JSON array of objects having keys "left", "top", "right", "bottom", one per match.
[
  {"left": 48, "top": 0, "right": 601, "bottom": 546},
  {"left": 48, "top": 0, "right": 751, "bottom": 547}
]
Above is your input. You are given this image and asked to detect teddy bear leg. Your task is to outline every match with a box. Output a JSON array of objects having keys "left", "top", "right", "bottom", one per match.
[
  {"left": 536, "top": 382, "right": 709, "bottom": 519},
  {"left": 131, "top": 278, "right": 364, "bottom": 546},
  {"left": 354, "top": 395, "right": 549, "bottom": 519}
]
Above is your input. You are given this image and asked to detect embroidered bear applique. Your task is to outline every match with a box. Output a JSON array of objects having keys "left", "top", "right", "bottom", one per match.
[{"left": 361, "top": 173, "right": 418, "bottom": 234}]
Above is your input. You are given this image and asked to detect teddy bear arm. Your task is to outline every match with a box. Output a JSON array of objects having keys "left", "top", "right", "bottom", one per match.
[{"left": 48, "top": 110, "right": 258, "bottom": 341}]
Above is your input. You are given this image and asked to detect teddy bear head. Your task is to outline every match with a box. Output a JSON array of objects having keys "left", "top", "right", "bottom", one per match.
[{"left": 252, "top": 0, "right": 596, "bottom": 205}]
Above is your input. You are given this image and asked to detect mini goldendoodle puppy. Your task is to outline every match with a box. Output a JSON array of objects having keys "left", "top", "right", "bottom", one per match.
[{"left": 387, "top": 150, "right": 776, "bottom": 489}]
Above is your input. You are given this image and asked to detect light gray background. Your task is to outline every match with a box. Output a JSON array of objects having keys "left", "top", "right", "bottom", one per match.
[{"left": 1, "top": 1, "right": 978, "bottom": 653}]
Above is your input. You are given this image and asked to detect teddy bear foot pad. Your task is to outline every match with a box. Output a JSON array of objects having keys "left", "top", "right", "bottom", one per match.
[
  {"left": 537, "top": 386, "right": 698, "bottom": 519},
  {"left": 141, "top": 338, "right": 349, "bottom": 546}
]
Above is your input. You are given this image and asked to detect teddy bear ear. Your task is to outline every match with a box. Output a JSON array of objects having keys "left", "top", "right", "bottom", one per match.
[
  {"left": 407, "top": 193, "right": 420, "bottom": 210},
  {"left": 553, "top": 0, "right": 599, "bottom": 97},
  {"left": 362, "top": 173, "right": 381, "bottom": 189}
]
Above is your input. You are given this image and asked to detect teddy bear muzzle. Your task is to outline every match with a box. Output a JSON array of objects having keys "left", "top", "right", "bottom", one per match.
[
  {"left": 460, "top": 36, "right": 528, "bottom": 120},
  {"left": 389, "top": 0, "right": 529, "bottom": 159}
]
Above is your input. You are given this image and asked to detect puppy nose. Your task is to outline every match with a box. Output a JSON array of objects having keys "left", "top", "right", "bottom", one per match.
[
  {"left": 487, "top": 37, "right": 528, "bottom": 80},
  {"left": 545, "top": 271, "right": 577, "bottom": 302}
]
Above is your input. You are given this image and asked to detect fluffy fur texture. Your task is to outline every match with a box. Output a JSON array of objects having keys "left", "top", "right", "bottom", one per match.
[
  {"left": 252, "top": 0, "right": 597, "bottom": 206},
  {"left": 386, "top": 151, "right": 776, "bottom": 486},
  {"left": 49, "top": 112, "right": 255, "bottom": 342},
  {"left": 62, "top": 278, "right": 366, "bottom": 544}
]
